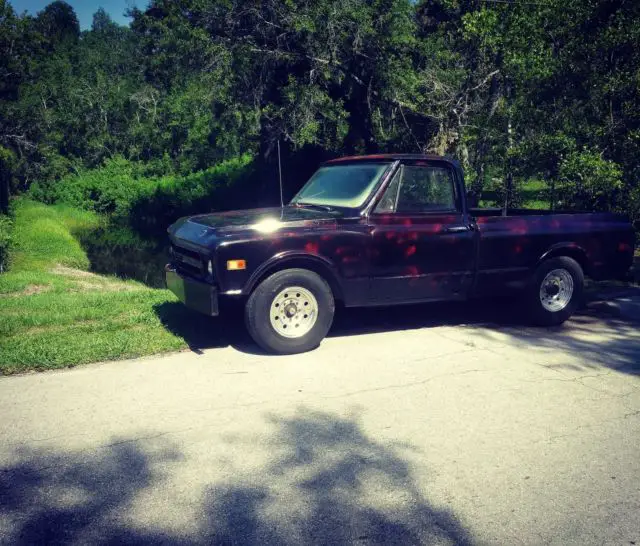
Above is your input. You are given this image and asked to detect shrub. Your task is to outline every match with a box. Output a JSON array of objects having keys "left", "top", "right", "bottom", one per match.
[
  {"left": 628, "top": 185, "right": 640, "bottom": 223},
  {"left": 0, "top": 214, "right": 13, "bottom": 273},
  {"left": 29, "top": 156, "right": 157, "bottom": 216},
  {"left": 128, "top": 154, "right": 254, "bottom": 237},
  {"left": 29, "top": 154, "right": 255, "bottom": 237},
  {"left": 555, "top": 150, "right": 623, "bottom": 212}
]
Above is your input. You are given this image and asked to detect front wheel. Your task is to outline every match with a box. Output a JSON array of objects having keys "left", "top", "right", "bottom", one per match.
[
  {"left": 527, "top": 256, "right": 584, "bottom": 326},
  {"left": 245, "top": 268, "right": 335, "bottom": 354}
]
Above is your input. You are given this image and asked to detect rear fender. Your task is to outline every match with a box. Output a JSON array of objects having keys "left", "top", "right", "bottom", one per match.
[{"left": 538, "top": 243, "right": 590, "bottom": 276}]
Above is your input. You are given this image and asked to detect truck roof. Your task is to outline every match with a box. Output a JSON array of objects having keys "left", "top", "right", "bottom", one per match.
[{"left": 324, "top": 153, "right": 450, "bottom": 164}]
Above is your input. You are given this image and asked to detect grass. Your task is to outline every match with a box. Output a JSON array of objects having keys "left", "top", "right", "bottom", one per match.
[
  {"left": 479, "top": 178, "right": 551, "bottom": 210},
  {"left": 0, "top": 199, "right": 190, "bottom": 374},
  {"left": 519, "top": 179, "right": 549, "bottom": 209}
]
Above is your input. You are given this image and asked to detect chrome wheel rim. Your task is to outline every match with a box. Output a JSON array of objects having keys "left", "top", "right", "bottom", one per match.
[
  {"left": 269, "top": 286, "right": 318, "bottom": 338},
  {"left": 539, "top": 269, "right": 574, "bottom": 312}
]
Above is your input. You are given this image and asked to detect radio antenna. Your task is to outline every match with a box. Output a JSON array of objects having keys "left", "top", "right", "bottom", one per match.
[{"left": 277, "top": 140, "right": 284, "bottom": 209}]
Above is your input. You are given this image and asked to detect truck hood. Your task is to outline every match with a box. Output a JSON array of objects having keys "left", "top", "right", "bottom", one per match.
[{"left": 168, "top": 206, "right": 342, "bottom": 247}]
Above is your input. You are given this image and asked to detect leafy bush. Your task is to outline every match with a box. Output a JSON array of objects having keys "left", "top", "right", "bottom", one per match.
[
  {"left": 29, "top": 156, "right": 160, "bottom": 216},
  {"left": 555, "top": 150, "right": 623, "bottom": 212},
  {"left": 628, "top": 185, "right": 640, "bottom": 222},
  {"left": 0, "top": 214, "right": 13, "bottom": 273},
  {"left": 127, "top": 154, "right": 255, "bottom": 237},
  {"left": 29, "top": 154, "right": 255, "bottom": 237}
]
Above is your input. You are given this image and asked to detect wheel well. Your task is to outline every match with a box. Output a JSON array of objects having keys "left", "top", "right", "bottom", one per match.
[
  {"left": 542, "top": 246, "right": 590, "bottom": 277},
  {"left": 248, "top": 258, "right": 344, "bottom": 302}
]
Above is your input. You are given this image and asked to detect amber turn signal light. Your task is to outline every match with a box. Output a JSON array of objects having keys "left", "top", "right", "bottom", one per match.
[{"left": 227, "top": 259, "right": 247, "bottom": 271}]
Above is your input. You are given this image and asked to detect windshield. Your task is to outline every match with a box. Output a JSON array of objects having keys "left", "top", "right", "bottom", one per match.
[{"left": 291, "top": 163, "right": 391, "bottom": 208}]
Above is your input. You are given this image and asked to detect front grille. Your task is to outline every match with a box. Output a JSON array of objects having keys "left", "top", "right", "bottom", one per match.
[{"left": 171, "top": 244, "right": 205, "bottom": 278}]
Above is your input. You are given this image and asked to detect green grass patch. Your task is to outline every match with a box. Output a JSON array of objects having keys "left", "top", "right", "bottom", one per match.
[
  {"left": 480, "top": 178, "right": 551, "bottom": 210},
  {"left": 520, "top": 179, "right": 550, "bottom": 210},
  {"left": 9, "top": 199, "right": 100, "bottom": 273},
  {"left": 0, "top": 289, "right": 187, "bottom": 374},
  {"left": 0, "top": 199, "right": 196, "bottom": 374}
]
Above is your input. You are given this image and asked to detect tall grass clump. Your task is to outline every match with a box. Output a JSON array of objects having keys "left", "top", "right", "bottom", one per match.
[
  {"left": 8, "top": 199, "right": 100, "bottom": 273},
  {"left": 0, "top": 213, "right": 13, "bottom": 272}
]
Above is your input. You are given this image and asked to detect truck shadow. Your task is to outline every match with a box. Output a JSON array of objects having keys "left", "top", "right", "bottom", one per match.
[
  {"left": 330, "top": 298, "right": 521, "bottom": 337},
  {"left": 329, "top": 295, "right": 640, "bottom": 376},
  {"left": 0, "top": 408, "right": 474, "bottom": 545},
  {"left": 153, "top": 297, "right": 521, "bottom": 355},
  {"left": 154, "top": 300, "right": 250, "bottom": 354},
  {"left": 155, "top": 292, "right": 640, "bottom": 375}
]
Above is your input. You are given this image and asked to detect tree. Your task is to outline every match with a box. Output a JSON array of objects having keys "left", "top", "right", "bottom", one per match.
[
  {"left": 35, "top": 0, "right": 80, "bottom": 49},
  {"left": 0, "top": 0, "right": 637, "bottom": 221}
]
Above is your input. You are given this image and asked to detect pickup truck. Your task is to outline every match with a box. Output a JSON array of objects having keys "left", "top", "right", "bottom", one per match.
[{"left": 166, "top": 154, "right": 635, "bottom": 354}]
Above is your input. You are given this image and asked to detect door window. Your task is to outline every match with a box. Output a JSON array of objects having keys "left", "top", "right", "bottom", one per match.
[{"left": 375, "top": 165, "right": 456, "bottom": 214}]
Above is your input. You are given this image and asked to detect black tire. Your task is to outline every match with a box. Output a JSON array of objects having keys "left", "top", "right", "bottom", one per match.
[
  {"left": 245, "top": 268, "right": 335, "bottom": 354},
  {"left": 526, "top": 256, "right": 584, "bottom": 326}
]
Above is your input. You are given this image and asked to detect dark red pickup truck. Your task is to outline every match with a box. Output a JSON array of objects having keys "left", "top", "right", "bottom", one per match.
[{"left": 166, "top": 154, "right": 635, "bottom": 354}]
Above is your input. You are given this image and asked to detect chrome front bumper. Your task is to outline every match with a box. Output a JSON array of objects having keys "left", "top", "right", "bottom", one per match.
[{"left": 165, "top": 264, "right": 219, "bottom": 316}]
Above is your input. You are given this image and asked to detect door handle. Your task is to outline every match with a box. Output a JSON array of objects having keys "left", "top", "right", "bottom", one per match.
[{"left": 443, "top": 225, "right": 471, "bottom": 233}]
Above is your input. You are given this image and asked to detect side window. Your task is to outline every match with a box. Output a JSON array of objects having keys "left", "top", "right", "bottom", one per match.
[
  {"left": 376, "top": 165, "right": 456, "bottom": 214},
  {"left": 374, "top": 168, "right": 402, "bottom": 213}
]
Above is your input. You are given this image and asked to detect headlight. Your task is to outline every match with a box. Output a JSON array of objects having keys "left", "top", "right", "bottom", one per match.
[{"left": 207, "top": 260, "right": 213, "bottom": 276}]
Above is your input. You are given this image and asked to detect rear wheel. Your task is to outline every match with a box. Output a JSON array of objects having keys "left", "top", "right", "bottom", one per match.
[
  {"left": 527, "top": 256, "right": 584, "bottom": 326},
  {"left": 245, "top": 268, "right": 335, "bottom": 354}
]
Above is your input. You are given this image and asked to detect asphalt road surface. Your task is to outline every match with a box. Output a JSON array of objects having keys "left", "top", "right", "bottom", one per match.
[{"left": 1, "top": 296, "right": 639, "bottom": 545}]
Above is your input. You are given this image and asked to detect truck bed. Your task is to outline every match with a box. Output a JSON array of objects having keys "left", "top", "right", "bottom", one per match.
[{"left": 470, "top": 208, "right": 634, "bottom": 295}]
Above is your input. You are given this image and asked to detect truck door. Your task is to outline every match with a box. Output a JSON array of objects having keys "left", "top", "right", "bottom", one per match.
[{"left": 367, "top": 162, "right": 476, "bottom": 304}]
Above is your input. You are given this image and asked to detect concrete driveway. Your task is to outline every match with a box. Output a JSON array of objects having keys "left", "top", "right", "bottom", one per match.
[{"left": 1, "top": 294, "right": 639, "bottom": 545}]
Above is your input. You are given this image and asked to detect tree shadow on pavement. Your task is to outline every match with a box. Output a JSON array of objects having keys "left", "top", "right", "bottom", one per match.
[
  {"left": 341, "top": 292, "right": 640, "bottom": 376},
  {"left": 463, "top": 303, "right": 640, "bottom": 376},
  {"left": 203, "top": 408, "right": 474, "bottom": 545},
  {"left": 0, "top": 440, "right": 185, "bottom": 545},
  {"left": 0, "top": 409, "right": 474, "bottom": 545}
]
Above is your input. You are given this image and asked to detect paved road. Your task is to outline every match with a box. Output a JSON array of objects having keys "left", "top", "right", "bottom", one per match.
[{"left": 1, "top": 295, "right": 639, "bottom": 545}]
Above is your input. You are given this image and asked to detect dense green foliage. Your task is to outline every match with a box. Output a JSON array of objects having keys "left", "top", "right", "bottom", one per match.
[
  {"left": 24, "top": 154, "right": 255, "bottom": 284},
  {"left": 0, "top": 0, "right": 639, "bottom": 220},
  {"left": 29, "top": 154, "right": 253, "bottom": 232}
]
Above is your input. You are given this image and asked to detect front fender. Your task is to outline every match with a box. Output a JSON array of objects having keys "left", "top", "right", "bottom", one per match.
[{"left": 244, "top": 251, "right": 343, "bottom": 300}]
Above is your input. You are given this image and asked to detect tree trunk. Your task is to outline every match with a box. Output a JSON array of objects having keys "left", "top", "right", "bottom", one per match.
[
  {"left": 473, "top": 72, "right": 502, "bottom": 198},
  {"left": 503, "top": 116, "right": 514, "bottom": 216}
]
